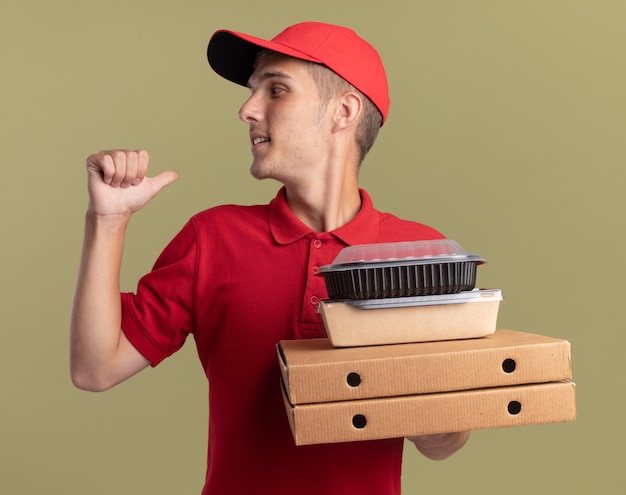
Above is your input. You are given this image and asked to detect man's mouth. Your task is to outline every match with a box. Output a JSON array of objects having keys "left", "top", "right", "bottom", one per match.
[{"left": 253, "top": 137, "right": 271, "bottom": 145}]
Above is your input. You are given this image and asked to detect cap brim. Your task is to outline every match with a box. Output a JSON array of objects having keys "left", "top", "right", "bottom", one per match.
[{"left": 207, "top": 30, "right": 321, "bottom": 87}]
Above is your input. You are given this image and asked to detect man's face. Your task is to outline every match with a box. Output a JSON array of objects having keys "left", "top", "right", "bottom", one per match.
[{"left": 239, "top": 54, "right": 332, "bottom": 184}]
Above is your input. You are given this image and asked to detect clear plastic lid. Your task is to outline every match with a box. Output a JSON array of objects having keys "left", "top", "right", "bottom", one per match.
[
  {"left": 344, "top": 288, "right": 502, "bottom": 310},
  {"left": 318, "top": 239, "right": 485, "bottom": 273}
]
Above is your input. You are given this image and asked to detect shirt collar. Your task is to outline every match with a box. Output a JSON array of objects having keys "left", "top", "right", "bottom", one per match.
[{"left": 268, "top": 187, "right": 380, "bottom": 246}]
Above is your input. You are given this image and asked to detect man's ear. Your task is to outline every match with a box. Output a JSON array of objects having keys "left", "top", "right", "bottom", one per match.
[{"left": 332, "top": 92, "right": 363, "bottom": 131}]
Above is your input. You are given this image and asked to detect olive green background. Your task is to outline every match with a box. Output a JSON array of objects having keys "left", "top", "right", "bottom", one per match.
[{"left": 1, "top": 0, "right": 624, "bottom": 493}]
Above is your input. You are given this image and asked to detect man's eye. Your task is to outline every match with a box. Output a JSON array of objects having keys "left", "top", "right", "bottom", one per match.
[{"left": 271, "top": 86, "right": 285, "bottom": 95}]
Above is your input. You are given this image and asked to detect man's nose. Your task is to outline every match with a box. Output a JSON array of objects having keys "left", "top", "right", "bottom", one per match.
[{"left": 238, "top": 93, "right": 262, "bottom": 123}]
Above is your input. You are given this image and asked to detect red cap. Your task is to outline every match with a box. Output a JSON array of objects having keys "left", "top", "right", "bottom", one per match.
[{"left": 207, "top": 22, "right": 390, "bottom": 125}]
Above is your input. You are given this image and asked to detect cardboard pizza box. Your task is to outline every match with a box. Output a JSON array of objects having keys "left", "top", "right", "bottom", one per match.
[
  {"left": 278, "top": 329, "right": 572, "bottom": 405},
  {"left": 281, "top": 379, "right": 576, "bottom": 446}
]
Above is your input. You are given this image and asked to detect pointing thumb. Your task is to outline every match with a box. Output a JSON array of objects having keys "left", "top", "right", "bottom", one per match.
[{"left": 151, "top": 170, "right": 179, "bottom": 194}]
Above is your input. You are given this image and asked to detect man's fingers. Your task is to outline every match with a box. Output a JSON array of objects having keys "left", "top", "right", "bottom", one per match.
[
  {"left": 108, "top": 150, "right": 129, "bottom": 187},
  {"left": 121, "top": 152, "right": 138, "bottom": 188},
  {"left": 87, "top": 150, "right": 151, "bottom": 187},
  {"left": 133, "top": 150, "right": 150, "bottom": 185},
  {"left": 87, "top": 153, "right": 116, "bottom": 184}
]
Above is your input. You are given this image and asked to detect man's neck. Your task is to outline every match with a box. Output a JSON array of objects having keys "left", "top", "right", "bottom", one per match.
[{"left": 283, "top": 170, "right": 361, "bottom": 233}]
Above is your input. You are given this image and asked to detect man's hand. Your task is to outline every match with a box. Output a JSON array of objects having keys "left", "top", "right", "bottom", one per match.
[
  {"left": 86, "top": 149, "right": 178, "bottom": 217},
  {"left": 408, "top": 432, "right": 470, "bottom": 461}
]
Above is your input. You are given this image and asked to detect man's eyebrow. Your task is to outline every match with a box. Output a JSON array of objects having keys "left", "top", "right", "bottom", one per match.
[{"left": 247, "top": 70, "right": 293, "bottom": 88}]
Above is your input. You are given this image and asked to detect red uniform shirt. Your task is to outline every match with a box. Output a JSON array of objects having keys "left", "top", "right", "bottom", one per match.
[{"left": 121, "top": 188, "right": 444, "bottom": 494}]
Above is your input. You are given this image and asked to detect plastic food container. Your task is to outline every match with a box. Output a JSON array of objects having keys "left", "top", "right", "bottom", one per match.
[
  {"left": 319, "top": 288, "right": 503, "bottom": 347},
  {"left": 318, "top": 240, "right": 485, "bottom": 300}
]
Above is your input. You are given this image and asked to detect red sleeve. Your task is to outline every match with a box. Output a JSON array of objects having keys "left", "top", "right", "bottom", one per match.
[{"left": 121, "top": 221, "right": 198, "bottom": 366}]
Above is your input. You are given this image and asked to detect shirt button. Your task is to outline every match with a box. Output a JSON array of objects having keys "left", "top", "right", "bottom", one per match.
[
  {"left": 312, "top": 265, "right": 320, "bottom": 274},
  {"left": 310, "top": 295, "right": 320, "bottom": 306},
  {"left": 313, "top": 239, "right": 322, "bottom": 249}
]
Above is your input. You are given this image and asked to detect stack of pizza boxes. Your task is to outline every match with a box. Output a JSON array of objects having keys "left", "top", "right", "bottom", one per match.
[{"left": 277, "top": 240, "right": 575, "bottom": 446}]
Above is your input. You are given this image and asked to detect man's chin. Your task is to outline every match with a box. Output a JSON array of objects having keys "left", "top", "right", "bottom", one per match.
[
  {"left": 249, "top": 167, "right": 267, "bottom": 181},
  {"left": 250, "top": 163, "right": 273, "bottom": 181}
]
